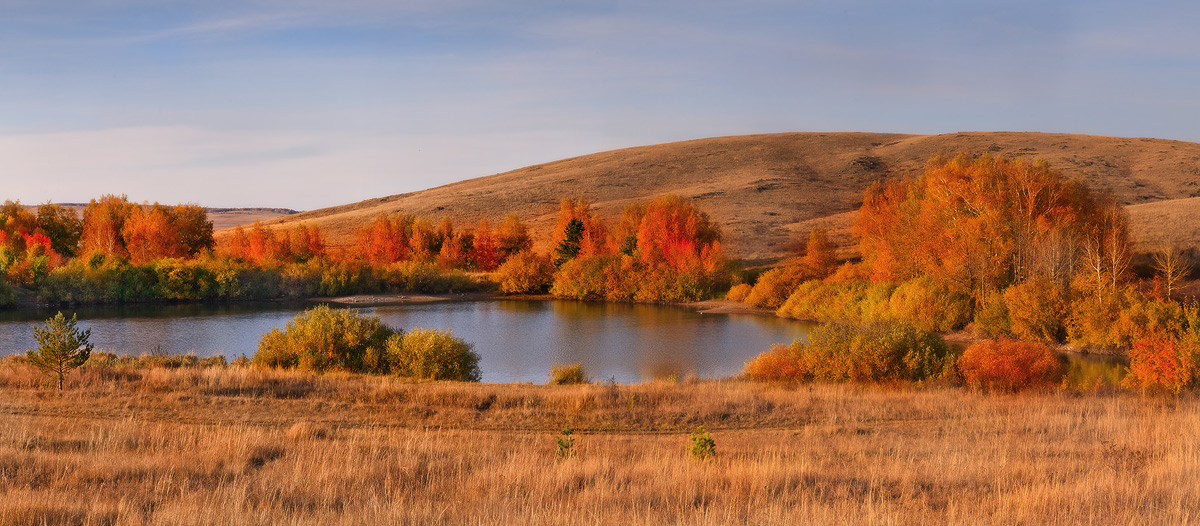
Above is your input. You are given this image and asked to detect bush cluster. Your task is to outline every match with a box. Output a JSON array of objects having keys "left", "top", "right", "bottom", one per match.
[
  {"left": 957, "top": 339, "right": 1066, "bottom": 391},
  {"left": 253, "top": 306, "right": 481, "bottom": 381},
  {"left": 744, "top": 321, "right": 958, "bottom": 383},
  {"left": 496, "top": 251, "right": 555, "bottom": 294}
]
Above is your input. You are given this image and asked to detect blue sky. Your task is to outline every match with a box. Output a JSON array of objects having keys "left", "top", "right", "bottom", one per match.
[{"left": 2, "top": 0, "right": 1197, "bottom": 209}]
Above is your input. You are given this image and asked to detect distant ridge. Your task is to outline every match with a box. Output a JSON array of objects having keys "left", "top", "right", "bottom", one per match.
[{"left": 220, "top": 132, "right": 1200, "bottom": 262}]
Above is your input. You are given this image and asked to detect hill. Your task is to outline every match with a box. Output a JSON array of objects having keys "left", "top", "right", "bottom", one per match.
[{"left": 223, "top": 132, "right": 1200, "bottom": 262}]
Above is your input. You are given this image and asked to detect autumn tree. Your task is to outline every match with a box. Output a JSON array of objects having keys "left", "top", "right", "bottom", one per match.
[
  {"left": 496, "top": 214, "right": 532, "bottom": 258},
  {"left": 170, "top": 204, "right": 215, "bottom": 257},
  {"left": 552, "top": 199, "right": 610, "bottom": 259},
  {"left": 801, "top": 228, "right": 839, "bottom": 278},
  {"left": 122, "top": 205, "right": 182, "bottom": 264},
  {"left": 437, "top": 231, "right": 472, "bottom": 270},
  {"left": 471, "top": 219, "right": 500, "bottom": 271},
  {"left": 1152, "top": 247, "right": 1192, "bottom": 299},
  {"left": 409, "top": 218, "right": 441, "bottom": 263},
  {"left": 634, "top": 195, "right": 722, "bottom": 272},
  {"left": 854, "top": 154, "right": 1126, "bottom": 296},
  {"left": 356, "top": 213, "right": 412, "bottom": 265},
  {"left": 0, "top": 200, "right": 38, "bottom": 236},
  {"left": 35, "top": 203, "right": 82, "bottom": 257},
  {"left": 82, "top": 194, "right": 136, "bottom": 259}
]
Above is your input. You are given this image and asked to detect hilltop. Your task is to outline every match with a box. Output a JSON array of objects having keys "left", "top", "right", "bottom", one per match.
[{"left": 223, "top": 132, "right": 1200, "bottom": 262}]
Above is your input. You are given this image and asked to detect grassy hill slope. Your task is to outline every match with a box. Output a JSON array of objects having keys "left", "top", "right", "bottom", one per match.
[{"left": 225, "top": 132, "right": 1200, "bottom": 262}]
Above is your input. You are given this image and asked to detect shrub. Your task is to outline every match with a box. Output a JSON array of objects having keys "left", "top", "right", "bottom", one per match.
[
  {"left": 1121, "top": 332, "right": 1197, "bottom": 394},
  {"left": 974, "top": 289, "right": 1011, "bottom": 337},
  {"left": 957, "top": 339, "right": 1066, "bottom": 392},
  {"left": 387, "top": 328, "right": 481, "bottom": 381},
  {"left": 748, "top": 321, "right": 957, "bottom": 384},
  {"left": 1004, "top": 279, "right": 1067, "bottom": 342},
  {"left": 555, "top": 425, "right": 576, "bottom": 460},
  {"left": 743, "top": 265, "right": 809, "bottom": 309},
  {"left": 802, "top": 321, "right": 958, "bottom": 383},
  {"left": 725, "top": 283, "right": 752, "bottom": 302},
  {"left": 548, "top": 362, "right": 589, "bottom": 385},
  {"left": 496, "top": 251, "right": 555, "bottom": 294},
  {"left": 743, "top": 343, "right": 806, "bottom": 382},
  {"left": 688, "top": 426, "right": 716, "bottom": 460},
  {"left": 254, "top": 305, "right": 397, "bottom": 373},
  {"left": 886, "top": 277, "right": 973, "bottom": 332}
]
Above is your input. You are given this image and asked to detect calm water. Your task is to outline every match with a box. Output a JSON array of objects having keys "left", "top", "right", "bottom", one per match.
[{"left": 0, "top": 300, "right": 814, "bottom": 384}]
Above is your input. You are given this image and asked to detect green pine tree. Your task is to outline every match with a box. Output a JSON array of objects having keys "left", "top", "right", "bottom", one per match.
[{"left": 27, "top": 312, "right": 93, "bottom": 391}]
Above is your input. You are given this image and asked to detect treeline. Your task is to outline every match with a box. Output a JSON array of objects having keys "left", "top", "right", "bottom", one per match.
[
  {"left": 737, "top": 154, "right": 1200, "bottom": 393},
  {"left": 1, "top": 193, "right": 730, "bottom": 306}
]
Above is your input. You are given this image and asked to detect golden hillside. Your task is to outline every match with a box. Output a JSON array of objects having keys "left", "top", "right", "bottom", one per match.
[{"left": 224, "top": 132, "right": 1200, "bottom": 262}]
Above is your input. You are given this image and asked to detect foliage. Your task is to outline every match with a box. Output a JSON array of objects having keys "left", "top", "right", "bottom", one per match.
[
  {"left": 745, "top": 321, "right": 957, "bottom": 384},
  {"left": 800, "top": 322, "right": 958, "bottom": 383},
  {"left": 224, "top": 222, "right": 326, "bottom": 265},
  {"left": 548, "top": 362, "right": 589, "bottom": 385},
  {"left": 82, "top": 196, "right": 214, "bottom": 263},
  {"left": 386, "top": 328, "right": 481, "bottom": 381},
  {"left": 855, "top": 154, "right": 1127, "bottom": 296},
  {"left": 974, "top": 289, "right": 1011, "bottom": 337},
  {"left": 776, "top": 279, "right": 896, "bottom": 324},
  {"left": 743, "top": 264, "right": 810, "bottom": 309},
  {"left": 549, "top": 196, "right": 729, "bottom": 303},
  {"left": 27, "top": 312, "right": 93, "bottom": 390},
  {"left": 554, "top": 218, "right": 585, "bottom": 268},
  {"left": 1121, "top": 332, "right": 1198, "bottom": 395},
  {"left": 688, "top": 426, "right": 716, "bottom": 461},
  {"left": 35, "top": 203, "right": 83, "bottom": 258},
  {"left": 725, "top": 283, "right": 752, "bottom": 302},
  {"left": 254, "top": 305, "right": 397, "bottom": 373},
  {"left": 496, "top": 214, "right": 533, "bottom": 258},
  {"left": 886, "top": 276, "right": 973, "bottom": 332},
  {"left": 1004, "top": 278, "right": 1067, "bottom": 342},
  {"left": 957, "top": 339, "right": 1066, "bottom": 392},
  {"left": 743, "top": 343, "right": 806, "bottom": 382},
  {"left": 555, "top": 425, "right": 576, "bottom": 460}
]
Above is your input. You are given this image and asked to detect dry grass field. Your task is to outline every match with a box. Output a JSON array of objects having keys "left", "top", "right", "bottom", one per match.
[
  {"left": 227, "top": 132, "right": 1200, "bottom": 262},
  {"left": 2, "top": 363, "right": 1197, "bottom": 525}
]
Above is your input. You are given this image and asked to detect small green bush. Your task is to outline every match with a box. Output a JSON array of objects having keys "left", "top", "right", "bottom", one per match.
[
  {"left": 548, "top": 362, "right": 589, "bottom": 385},
  {"left": 387, "top": 328, "right": 481, "bottom": 381},
  {"left": 254, "top": 305, "right": 397, "bottom": 373},
  {"left": 688, "top": 426, "right": 716, "bottom": 460},
  {"left": 555, "top": 425, "right": 576, "bottom": 460}
]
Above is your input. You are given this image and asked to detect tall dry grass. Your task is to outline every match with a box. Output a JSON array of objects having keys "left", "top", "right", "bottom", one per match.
[{"left": 1, "top": 361, "right": 1198, "bottom": 524}]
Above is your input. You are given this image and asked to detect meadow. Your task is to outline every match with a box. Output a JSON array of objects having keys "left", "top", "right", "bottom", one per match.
[{"left": 1, "top": 362, "right": 1197, "bottom": 525}]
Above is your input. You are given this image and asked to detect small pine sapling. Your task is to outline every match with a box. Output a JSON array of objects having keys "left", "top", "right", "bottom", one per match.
[
  {"left": 27, "top": 312, "right": 93, "bottom": 391},
  {"left": 688, "top": 425, "right": 716, "bottom": 460},
  {"left": 555, "top": 425, "right": 576, "bottom": 460}
]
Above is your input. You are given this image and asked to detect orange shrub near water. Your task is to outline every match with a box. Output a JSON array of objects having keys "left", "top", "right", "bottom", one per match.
[
  {"left": 957, "top": 339, "right": 1065, "bottom": 391},
  {"left": 1121, "top": 332, "right": 1197, "bottom": 394}
]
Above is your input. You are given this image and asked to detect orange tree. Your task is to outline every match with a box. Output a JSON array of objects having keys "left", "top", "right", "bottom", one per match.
[{"left": 855, "top": 154, "right": 1126, "bottom": 296}]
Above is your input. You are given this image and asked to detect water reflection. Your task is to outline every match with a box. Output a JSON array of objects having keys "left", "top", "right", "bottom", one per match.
[{"left": 0, "top": 300, "right": 813, "bottom": 384}]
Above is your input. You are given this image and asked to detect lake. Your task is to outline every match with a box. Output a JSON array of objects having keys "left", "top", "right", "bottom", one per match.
[{"left": 0, "top": 300, "right": 814, "bottom": 384}]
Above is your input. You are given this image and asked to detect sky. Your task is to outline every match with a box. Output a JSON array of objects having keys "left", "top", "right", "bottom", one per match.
[{"left": 1, "top": 0, "right": 1198, "bottom": 210}]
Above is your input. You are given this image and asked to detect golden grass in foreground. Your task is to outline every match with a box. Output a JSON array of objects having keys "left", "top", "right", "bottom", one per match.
[{"left": 1, "top": 364, "right": 1198, "bottom": 524}]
